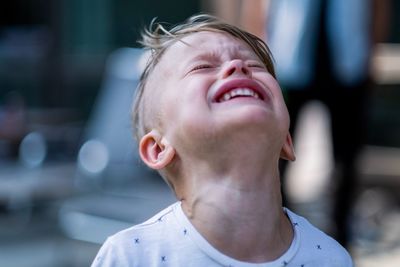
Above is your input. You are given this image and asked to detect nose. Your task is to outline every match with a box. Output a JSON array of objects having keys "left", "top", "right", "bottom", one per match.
[{"left": 222, "top": 59, "right": 251, "bottom": 79}]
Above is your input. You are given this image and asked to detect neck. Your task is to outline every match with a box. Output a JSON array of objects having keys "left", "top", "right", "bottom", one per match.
[{"left": 176, "top": 155, "right": 293, "bottom": 263}]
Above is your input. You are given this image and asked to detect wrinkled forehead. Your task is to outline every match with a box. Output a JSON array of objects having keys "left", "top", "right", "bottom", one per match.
[
  {"left": 158, "top": 31, "right": 259, "bottom": 68},
  {"left": 180, "top": 31, "right": 251, "bottom": 50}
]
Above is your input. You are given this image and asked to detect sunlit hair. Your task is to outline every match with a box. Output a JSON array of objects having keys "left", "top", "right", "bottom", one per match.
[{"left": 132, "top": 14, "right": 275, "bottom": 141}]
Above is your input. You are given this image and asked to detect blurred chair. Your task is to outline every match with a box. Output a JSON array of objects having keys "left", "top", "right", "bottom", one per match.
[{"left": 59, "top": 48, "right": 175, "bottom": 245}]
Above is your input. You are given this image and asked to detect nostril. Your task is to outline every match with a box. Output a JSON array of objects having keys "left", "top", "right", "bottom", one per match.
[
  {"left": 226, "top": 68, "right": 235, "bottom": 77},
  {"left": 223, "top": 60, "right": 251, "bottom": 78}
]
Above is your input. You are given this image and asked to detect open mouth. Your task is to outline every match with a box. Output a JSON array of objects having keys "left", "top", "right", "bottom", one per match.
[
  {"left": 212, "top": 78, "right": 268, "bottom": 104},
  {"left": 218, "top": 88, "right": 261, "bottom": 103}
]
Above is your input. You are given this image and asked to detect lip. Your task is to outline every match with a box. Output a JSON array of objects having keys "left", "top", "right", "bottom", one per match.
[{"left": 209, "top": 78, "right": 270, "bottom": 104}]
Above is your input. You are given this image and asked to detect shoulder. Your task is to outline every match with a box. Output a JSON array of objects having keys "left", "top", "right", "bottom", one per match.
[
  {"left": 91, "top": 202, "right": 180, "bottom": 267},
  {"left": 286, "top": 209, "right": 354, "bottom": 267},
  {"left": 108, "top": 201, "right": 177, "bottom": 245}
]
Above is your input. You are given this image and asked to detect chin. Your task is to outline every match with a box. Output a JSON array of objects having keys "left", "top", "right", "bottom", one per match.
[{"left": 218, "top": 103, "right": 274, "bottom": 122}]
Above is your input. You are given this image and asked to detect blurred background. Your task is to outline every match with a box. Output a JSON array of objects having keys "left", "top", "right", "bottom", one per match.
[{"left": 0, "top": 0, "right": 399, "bottom": 266}]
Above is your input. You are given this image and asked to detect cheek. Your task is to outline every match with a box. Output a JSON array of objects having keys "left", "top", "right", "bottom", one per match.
[
  {"left": 172, "top": 76, "right": 213, "bottom": 117},
  {"left": 160, "top": 83, "right": 213, "bottom": 142},
  {"left": 265, "top": 76, "right": 290, "bottom": 121},
  {"left": 165, "top": 108, "right": 216, "bottom": 156},
  {"left": 171, "top": 99, "right": 213, "bottom": 137},
  {"left": 265, "top": 75, "right": 284, "bottom": 97}
]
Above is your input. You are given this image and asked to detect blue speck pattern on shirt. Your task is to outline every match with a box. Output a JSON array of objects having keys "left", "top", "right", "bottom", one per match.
[{"left": 91, "top": 202, "right": 353, "bottom": 267}]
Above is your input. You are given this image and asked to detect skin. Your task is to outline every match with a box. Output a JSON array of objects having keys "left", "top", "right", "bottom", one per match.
[{"left": 139, "top": 31, "right": 296, "bottom": 262}]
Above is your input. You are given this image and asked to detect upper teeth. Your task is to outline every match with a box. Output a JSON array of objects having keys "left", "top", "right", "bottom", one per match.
[{"left": 219, "top": 88, "right": 260, "bottom": 102}]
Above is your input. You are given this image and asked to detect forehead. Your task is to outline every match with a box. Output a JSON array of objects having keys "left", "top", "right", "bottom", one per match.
[
  {"left": 181, "top": 31, "right": 249, "bottom": 50},
  {"left": 160, "top": 31, "right": 258, "bottom": 65}
]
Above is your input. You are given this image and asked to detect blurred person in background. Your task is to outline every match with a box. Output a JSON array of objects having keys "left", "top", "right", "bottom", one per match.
[{"left": 205, "top": 0, "right": 391, "bottom": 248}]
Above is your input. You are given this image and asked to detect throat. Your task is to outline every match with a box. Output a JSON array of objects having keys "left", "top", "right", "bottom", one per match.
[{"left": 181, "top": 190, "right": 293, "bottom": 262}]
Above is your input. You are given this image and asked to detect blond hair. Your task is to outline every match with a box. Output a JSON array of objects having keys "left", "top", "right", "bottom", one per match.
[{"left": 132, "top": 14, "right": 275, "bottom": 141}]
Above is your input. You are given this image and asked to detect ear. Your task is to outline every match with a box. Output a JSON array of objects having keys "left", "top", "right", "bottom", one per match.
[
  {"left": 280, "top": 133, "right": 296, "bottom": 161},
  {"left": 139, "top": 130, "right": 176, "bottom": 170}
]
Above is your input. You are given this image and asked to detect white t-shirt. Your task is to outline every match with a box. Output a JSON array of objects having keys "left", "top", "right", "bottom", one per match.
[{"left": 91, "top": 202, "right": 353, "bottom": 267}]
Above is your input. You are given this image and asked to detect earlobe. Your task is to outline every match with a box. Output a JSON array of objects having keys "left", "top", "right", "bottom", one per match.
[
  {"left": 280, "top": 133, "right": 296, "bottom": 161},
  {"left": 139, "top": 130, "right": 176, "bottom": 170}
]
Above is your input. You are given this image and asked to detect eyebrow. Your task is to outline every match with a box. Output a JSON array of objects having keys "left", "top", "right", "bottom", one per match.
[
  {"left": 189, "top": 50, "right": 219, "bottom": 62},
  {"left": 188, "top": 47, "right": 258, "bottom": 64}
]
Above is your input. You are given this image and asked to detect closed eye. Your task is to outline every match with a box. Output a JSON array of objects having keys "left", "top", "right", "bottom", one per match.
[
  {"left": 247, "top": 63, "right": 265, "bottom": 69},
  {"left": 191, "top": 64, "right": 213, "bottom": 71}
]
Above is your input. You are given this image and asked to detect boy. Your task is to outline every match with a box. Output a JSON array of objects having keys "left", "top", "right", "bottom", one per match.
[{"left": 91, "top": 14, "right": 353, "bottom": 266}]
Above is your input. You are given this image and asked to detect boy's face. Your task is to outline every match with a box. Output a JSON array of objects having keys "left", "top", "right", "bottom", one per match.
[{"left": 146, "top": 31, "right": 290, "bottom": 157}]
